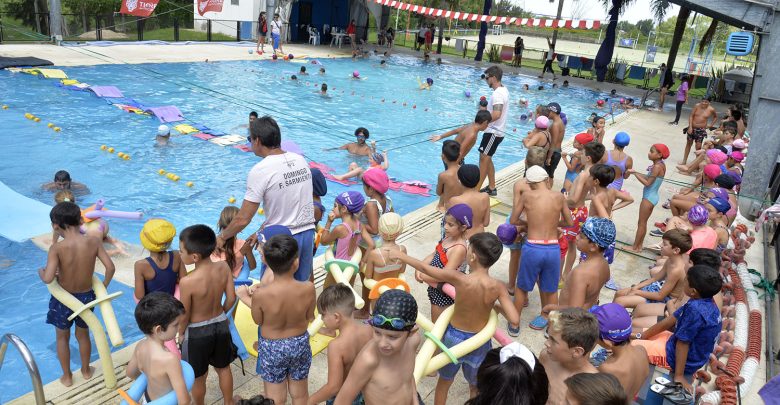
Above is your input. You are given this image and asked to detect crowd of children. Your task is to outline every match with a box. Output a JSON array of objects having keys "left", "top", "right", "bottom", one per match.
[{"left": 38, "top": 63, "right": 750, "bottom": 405}]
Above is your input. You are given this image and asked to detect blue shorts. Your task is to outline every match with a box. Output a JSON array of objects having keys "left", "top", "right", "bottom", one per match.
[
  {"left": 326, "top": 393, "right": 364, "bottom": 405},
  {"left": 293, "top": 229, "right": 315, "bottom": 282},
  {"left": 641, "top": 281, "right": 670, "bottom": 303},
  {"left": 272, "top": 33, "right": 280, "bottom": 49},
  {"left": 257, "top": 332, "right": 311, "bottom": 383},
  {"left": 438, "top": 325, "right": 491, "bottom": 385},
  {"left": 517, "top": 242, "right": 561, "bottom": 293},
  {"left": 46, "top": 290, "right": 96, "bottom": 330}
]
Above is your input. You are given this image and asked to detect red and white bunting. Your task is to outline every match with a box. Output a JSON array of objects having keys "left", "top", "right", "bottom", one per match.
[{"left": 374, "top": 0, "right": 602, "bottom": 30}]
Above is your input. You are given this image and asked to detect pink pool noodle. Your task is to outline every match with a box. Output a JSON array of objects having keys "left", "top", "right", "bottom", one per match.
[{"left": 425, "top": 281, "right": 513, "bottom": 346}]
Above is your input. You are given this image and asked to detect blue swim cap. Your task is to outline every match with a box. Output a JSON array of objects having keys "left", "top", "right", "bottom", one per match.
[
  {"left": 614, "top": 132, "right": 630, "bottom": 147},
  {"left": 581, "top": 217, "right": 616, "bottom": 249}
]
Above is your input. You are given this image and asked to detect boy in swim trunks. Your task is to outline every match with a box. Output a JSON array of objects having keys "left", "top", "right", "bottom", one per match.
[
  {"left": 435, "top": 140, "right": 463, "bottom": 211},
  {"left": 335, "top": 289, "right": 423, "bottom": 405},
  {"left": 176, "top": 225, "right": 237, "bottom": 405},
  {"left": 308, "top": 285, "right": 374, "bottom": 405},
  {"left": 248, "top": 234, "right": 315, "bottom": 405},
  {"left": 430, "top": 110, "right": 492, "bottom": 164},
  {"left": 40, "top": 202, "right": 116, "bottom": 387},
  {"left": 544, "top": 217, "right": 615, "bottom": 314},
  {"left": 127, "top": 292, "right": 190, "bottom": 404},
  {"left": 509, "top": 165, "right": 573, "bottom": 333},
  {"left": 562, "top": 141, "right": 605, "bottom": 279},
  {"left": 392, "top": 233, "right": 519, "bottom": 404}
]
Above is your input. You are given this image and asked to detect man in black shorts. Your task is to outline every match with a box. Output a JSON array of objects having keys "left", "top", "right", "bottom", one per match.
[
  {"left": 544, "top": 102, "right": 566, "bottom": 185},
  {"left": 478, "top": 66, "right": 509, "bottom": 196}
]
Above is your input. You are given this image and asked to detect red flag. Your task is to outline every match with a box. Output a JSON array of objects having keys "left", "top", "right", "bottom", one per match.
[
  {"left": 197, "top": 0, "right": 225, "bottom": 16},
  {"left": 119, "top": 0, "right": 160, "bottom": 17}
]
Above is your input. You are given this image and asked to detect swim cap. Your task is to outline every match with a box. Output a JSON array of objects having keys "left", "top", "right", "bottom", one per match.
[
  {"left": 706, "top": 149, "right": 728, "bottom": 165},
  {"left": 560, "top": 112, "right": 568, "bottom": 126},
  {"left": 614, "top": 132, "right": 630, "bottom": 147},
  {"left": 652, "top": 143, "right": 670, "bottom": 159},
  {"left": 379, "top": 212, "right": 404, "bottom": 239},
  {"left": 496, "top": 223, "right": 518, "bottom": 246},
  {"left": 590, "top": 303, "right": 631, "bottom": 343},
  {"left": 272, "top": 54, "right": 278, "bottom": 60},
  {"left": 457, "top": 164, "right": 481, "bottom": 188},
  {"left": 257, "top": 224, "right": 292, "bottom": 244},
  {"left": 363, "top": 168, "right": 389, "bottom": 194},
  {"left": 447, "top": 204, "right": 473, "bottom": 229},
  {"left": 371, "top": 152, "right": 385, "bottom": 165},
  {"left": 732, "top": 139, "right": 746, "bottom": 149},
  {"left": 597, "top": 99, "right": 605, "bottom": 106},
  {"left": 709, "top": 187, "right": 729, "bottom": 201},
  {"left": 480, "top": 96, "right": 487, "bottom": 101},
  {"left": 535, "top": 116, "right": 549, "bottom": 129},
  {"left": 729, "top": 151, "right": 744, "bottom": 162},
  {"left": 547, "top": 102, "right": 561, "bottom": 114},
  {"left": 426, "top": 77, "right": 433, "bottom": 85},
  {"left": 310, "top": 168, "right": 327, "bottom": 197},
  {"left": 708, "top": 197, "right": 731, "bottom": 214},
  {"left": 687, "top": 204, "right": 710, "bottom": 226},
  {"left": 728, "top": 171, "right": 742, "bottom": 185},
  {"left": 714, "top": 173, "right": 736, "bottom": 190},
  {"left": 371, "top": 289, "right": 417, "bottom": 331},
  {"left": 157, "top": 125, "right": 170, "bottom": 136},
  {"left": 574, "top": 132, "right": 594, "bottom": 145},
  {"left": 703, "top": 164, "right": 722, "bottom": 180},
  {"left": 581, "top": 217, "right": 616, "bottom": 249},
  {"left": 140, "top": 219, "right": 176, "bottom": 252},
  {"left": 353, "top": 70, "right": 360, "bottom": 78},
  {"left": 526, "top": 165, "right": 549, "bottom": 183},
  {"left": 336, "top": 191, "right": 365, "bottom": 214}
]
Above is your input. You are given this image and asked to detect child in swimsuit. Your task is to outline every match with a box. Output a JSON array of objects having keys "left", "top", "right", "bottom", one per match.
[
  {"left": 134, "top": 219, "right": 184, "bottom": 300},
  {"left": 359, "top": 168, "right": 394, "bottom": 250},
  {"left": 561, "top": 132, "right": 592, "bottom": 193},
  {"left": 53, "top": 190, "right": 127, "bottom": 256},
  {"left": 627, "top": 143, "right": 668, "bottom": 252},
  {"left": 311, "top": 167, "right": 328, "bottom": 256},
  {"left": 587, "top": 115, "right": 606, "bottom": 144},
  {"left": 364, "top": 213, "right": 407, "bottom": 308},
  {"left": 320, "top": 191, "right": 366, "bottom": 287},
  {"left": 212, "top": 206, "right": 257, "bottom": 278},
  {"left": 413, "top": 204, "right": 471, "bottom": 322}
]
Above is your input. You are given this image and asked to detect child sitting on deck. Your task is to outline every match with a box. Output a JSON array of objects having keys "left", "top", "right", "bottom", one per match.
[
  {"left": 631, "top": 265, "right": 723, "bottom": 395},
  {"left": 212, "top": 206, "right": 257, "bottom": 278},
  {"left": 335, "top": 289, "right": 422, "bottom": 405},
  {"left": 249, "top": 234, "right": 316, "bottom": 405},
  {"left": 40, "top": 201, "right": 116, "bottom": 387},
  {"left": 176, "top": 225, "right": 237, "bottom": 405},
  {"left": 127, "top": 292, "right": 190, "bottom": 404},
  {"left": 307, "top": 285, "right": 374, "bottom": 405},
  {"left": 363, "top": 212, "right": 407, "bottom": 307},
  {"left": 134, "top": 219, "right": 184, "bottom": 300},
  {"left": 539, "top": 308, "right": 600, "bottom": 405},
  {"left": 392, "top": 232, "right": 519, "bottom": 404}
]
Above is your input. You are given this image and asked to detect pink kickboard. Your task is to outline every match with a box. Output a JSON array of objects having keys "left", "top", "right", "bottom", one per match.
[
  {"left": 191, "top": 132, "right": 215, "bottom": 140},
  {"left": 389, "top": 180, "right": 431, "bottom": 196},
  {"left": 308, "top": 161, "right": 357, "bottom": 185},
  {"left": 233, "top": 144, "right": 251, "bottom": 152}
]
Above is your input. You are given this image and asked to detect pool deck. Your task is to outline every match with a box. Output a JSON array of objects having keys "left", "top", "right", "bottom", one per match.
[{"left": 5, "top": 42, "right": 775, "bottom": 404}]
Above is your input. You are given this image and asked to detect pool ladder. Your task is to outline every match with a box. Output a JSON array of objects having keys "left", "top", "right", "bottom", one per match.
[{"left": 0, "top": 333, "right": 45, "bottom": 404}]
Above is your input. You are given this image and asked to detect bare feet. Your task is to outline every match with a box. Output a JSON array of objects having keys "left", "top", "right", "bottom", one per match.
[
  {"left": 81, "top": 366, "right": 95, "bottom": 380},
  {"left": 627, "top": 246, "right": 644, "bottom": 253},
  {"left": 60, "top": 373, "right": 73, "bottom": 387}
]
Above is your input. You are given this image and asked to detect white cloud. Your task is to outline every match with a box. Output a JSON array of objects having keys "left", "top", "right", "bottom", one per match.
[{"left": 518, "top": 0, "right": 680, "bottom": 24}]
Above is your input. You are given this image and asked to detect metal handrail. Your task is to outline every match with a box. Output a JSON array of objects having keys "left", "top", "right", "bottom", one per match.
[{"left": 0, "top": 334, "right": 45, "bottom": 405}]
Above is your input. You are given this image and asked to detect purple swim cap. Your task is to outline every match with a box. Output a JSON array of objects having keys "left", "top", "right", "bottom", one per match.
[
  {"left": 687, "top": 204, "right": 710, "bottom": 226},
  {"left": 709, "top": 187, "right": 729, "bottom": 201},
  {"left": 496, "top": 223, "right": 518, "bottom": 246}
]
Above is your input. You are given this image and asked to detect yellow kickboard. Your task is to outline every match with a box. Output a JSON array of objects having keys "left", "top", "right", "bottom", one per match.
[
  {"left": 234, "top": 279, "right": 334, "bottom": 357},
  {"left": 489, "top": 197, "right": 501, "bottom": 207},
  {"left": 33, "top": 68, "right": 68, "bottom": 79}
]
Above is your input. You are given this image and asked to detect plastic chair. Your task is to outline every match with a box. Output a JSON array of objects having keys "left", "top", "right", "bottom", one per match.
[
  {"left": 614, "top": 63, "right": 628, "bottom": 82},
  {"left": 308, "top": 27, "right": 320, "bottom": 46},
  {"left": 627, "top": 65, "right": 647, "bottom": 86},
  {"left": 579, "top": 58, "right": 594, "bottom": 78}
]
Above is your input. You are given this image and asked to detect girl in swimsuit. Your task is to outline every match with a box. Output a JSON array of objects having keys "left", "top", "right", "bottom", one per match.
[
  {"left": 363, "top": 213, "right": 407, "bottom": 309},
  {"left": 409, "top": 204, "right": 470, "bottom": 322},
  {"left": 627, "top": 144, "right": 668, "bottom": 252},
  {"left": 587, "top": 115, "right": 606, "bottom": 144},
  {"left": 212, "top": 206, "right": 257, "bottom": 278}
]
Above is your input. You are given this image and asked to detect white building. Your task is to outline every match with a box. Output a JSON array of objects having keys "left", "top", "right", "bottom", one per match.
[{"left": 193, "top": 0, "right": 267, "bottom": 38}]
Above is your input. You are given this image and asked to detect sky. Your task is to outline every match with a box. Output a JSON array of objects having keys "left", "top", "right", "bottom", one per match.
[{"left": 519, "top": 0, "right": 680, "bottom": 24}]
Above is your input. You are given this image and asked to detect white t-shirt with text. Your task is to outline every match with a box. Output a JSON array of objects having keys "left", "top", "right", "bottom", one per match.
[
  {"left": 487, "top": 85, "right": 510, "bottom": 136},
  {"left": 244, "top": 152, "right": 314, "bottom": 234}
]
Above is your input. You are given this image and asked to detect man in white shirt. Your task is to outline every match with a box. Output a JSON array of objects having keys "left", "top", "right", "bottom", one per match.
[
  {"left": 270, "top": 13, "right": 284, "bottom": 54},
  {"left": 216, "top": 116, "right": 315, "bottom": 281},
  {"left": 478, "top": 65, "right": 509, "bottom": 196},
  {"left": 539, "top": 36, "right": 557, "bottom": 80}
]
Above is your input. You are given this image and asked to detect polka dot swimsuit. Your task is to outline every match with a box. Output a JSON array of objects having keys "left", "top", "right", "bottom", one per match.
[{"left": 426, "top": 241, "right": 467, "bottom": 307}]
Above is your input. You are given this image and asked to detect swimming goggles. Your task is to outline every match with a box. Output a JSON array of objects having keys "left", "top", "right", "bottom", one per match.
[{"left": 370, "top": 314, "right": 413, "bottom": 330}]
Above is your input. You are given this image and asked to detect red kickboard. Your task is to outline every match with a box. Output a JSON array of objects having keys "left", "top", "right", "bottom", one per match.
[{"left": 309, "top": 161, "right": 357, "bottom": 185}]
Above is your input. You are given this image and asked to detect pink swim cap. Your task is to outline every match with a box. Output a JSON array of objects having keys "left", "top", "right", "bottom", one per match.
[
  {"left": 363, "top": 168, "right": 389, "bottom": 194},
  {"left": 729, "top": 151, "right": 744, "bottom": 162},
  {"left": 706, "top": 149, "right": 727, "bottom": 165},
  {"left": 535, "top": 116, "right": 549, "bottom": 129},
  {"left": 597, "top": 99, "right": 605, "bottom": 106},
  {"left": 703, "top": 164, "right": 722, "bottom": 180},
  {"left": 353, "top": 70, "right": 360, "bottom": 78}
]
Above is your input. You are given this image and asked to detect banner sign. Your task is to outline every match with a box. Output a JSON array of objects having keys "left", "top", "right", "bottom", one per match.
[
  {"left": 119, "top": 0, "right": 160, "bottom": 17},
  {"left": 197, "top": 0, "right": 225, "bottom": 16}
]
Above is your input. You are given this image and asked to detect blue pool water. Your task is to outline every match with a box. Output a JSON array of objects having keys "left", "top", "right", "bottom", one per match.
[
  {"left": 0, "top": 54, "right": 612, "bottom": 400},
  {"left": 0, "top": 237, "right": 143, "bottom": 402}
]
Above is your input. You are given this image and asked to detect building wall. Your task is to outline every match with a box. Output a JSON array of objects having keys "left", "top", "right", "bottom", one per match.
[
  {"left": 289, "top": 0, "right": 349, "bottom": 42},
  {"left": 193, "top": 0, "right": 266, "bottom": 36}
]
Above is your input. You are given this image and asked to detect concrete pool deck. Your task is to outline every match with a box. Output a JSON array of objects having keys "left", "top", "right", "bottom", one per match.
[{"left": 4, "top": 42, "right": 772, "bottom": 404}]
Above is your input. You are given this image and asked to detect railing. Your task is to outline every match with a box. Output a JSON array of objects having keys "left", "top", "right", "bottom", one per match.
[{"left": 0, "top": 334, "right": 45, "bottom": 405}]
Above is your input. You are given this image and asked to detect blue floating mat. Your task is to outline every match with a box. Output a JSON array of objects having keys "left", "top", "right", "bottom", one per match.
[{"left": 0, "top": 181, "right": 52, "bottom": 242}]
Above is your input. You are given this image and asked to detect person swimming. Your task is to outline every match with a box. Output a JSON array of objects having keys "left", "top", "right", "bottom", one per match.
[{"left": 156, "top": 124, "right": 171, "bottom": 146}]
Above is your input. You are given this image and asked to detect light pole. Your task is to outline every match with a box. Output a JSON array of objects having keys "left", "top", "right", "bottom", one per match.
[{"left": 551, "top": 0, "right": 565, "bottom": 47}]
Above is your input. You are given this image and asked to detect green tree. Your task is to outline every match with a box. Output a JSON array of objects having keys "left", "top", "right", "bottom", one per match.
[
  {"left": 2, "top": 0, "right": 50, "bottom": 35},
  {"left": 635, "top": 18, "right": 653, "bottom": 36}
]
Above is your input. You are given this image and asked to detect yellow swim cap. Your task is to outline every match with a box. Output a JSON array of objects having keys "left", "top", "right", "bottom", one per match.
[
  {"left": 140, "top": 219, "right": 176, "bottom": 252},
  {"left": 379, "top": 212, "right": 404, "bottom": 240}
]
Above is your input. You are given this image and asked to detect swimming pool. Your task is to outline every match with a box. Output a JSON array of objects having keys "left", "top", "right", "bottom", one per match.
[
  {"left": 0, "top": 237, "right": 143, "bottom": 402},
  {"left": 0, "top": 52, "right": 612, "bottom": 401}
]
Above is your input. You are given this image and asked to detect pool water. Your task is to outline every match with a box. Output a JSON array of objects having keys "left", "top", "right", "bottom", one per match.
[
  {"left": 0, "top": 237, "right": 143, "bottom": 402},
  {"left": 0, "top": 54, "right": 611, "bottom": 401}
]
